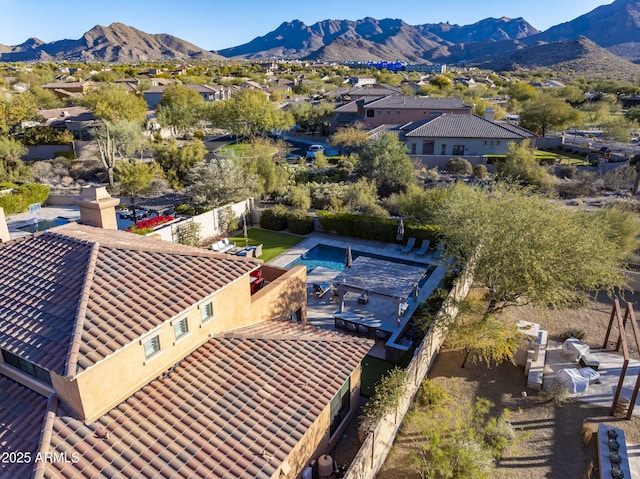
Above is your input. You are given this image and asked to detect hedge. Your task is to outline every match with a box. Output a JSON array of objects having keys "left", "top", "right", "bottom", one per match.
[
  {"left": 259, "top": 205, "right": 289, "bottom": 231},
  {"left": 317, "top": 211, "right": 440, "bottom": 243},
  {"left": 286, "top": 209, "right": 314, "bottom": 235},
  {"left": 0, "top": 183, "right": 50, "bottom": 215}
]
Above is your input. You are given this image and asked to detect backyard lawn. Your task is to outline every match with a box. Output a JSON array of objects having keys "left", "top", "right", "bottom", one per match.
[{"left": 228, "top": 228, "right": 304, "bottom": 262}]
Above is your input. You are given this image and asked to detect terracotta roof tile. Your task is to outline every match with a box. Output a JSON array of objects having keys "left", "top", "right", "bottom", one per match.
[
  {"left": 37, "top": 322, "right": 372, "bottom": 478},
  {"left": 0, "top": 224, "right": 259, "bottom": 377}
]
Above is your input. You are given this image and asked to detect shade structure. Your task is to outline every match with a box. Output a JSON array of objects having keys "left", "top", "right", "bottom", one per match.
[
  {"left": 396, "top": 218, "right": 404, "bottom": 242},
  {"left": 345, "top": 245, "right": 353, "bottom": 268},
  {"left": 242, "top": 215, "right": 248, "bottom": 247}
]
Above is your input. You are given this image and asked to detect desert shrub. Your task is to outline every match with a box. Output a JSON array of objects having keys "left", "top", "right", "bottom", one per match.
[
  {"left": 259, "top": 205, "right": 289, "bottom": 231},
  {"left": 21, "top": 126, "right": 74, "bottom": 145},
  {"left": 540, "top": 381, "right": 571, "bottom": 407},
  {"left": 0, "top": 183, "right": 49, "bottom": 214},
  {"left": 473, "top": 164, "right": 489, "bottom": 179},
  {"left": 445, "top": 157, "right": 473, "bottom": 175},
  {"left": 193, "top": 130, "right": 204, "bottom": 140},
  {"left": 284, "top": 185, "right": 311, "bottom": 209},
  {"left": 417, "top": 380, "right": 451, "bottom": 409},
  {"left": 557, "top": 164, "right": 576, "bottom": 179},
  {"left": 286, "top": 209, "right": 314, "bottom": 235}
]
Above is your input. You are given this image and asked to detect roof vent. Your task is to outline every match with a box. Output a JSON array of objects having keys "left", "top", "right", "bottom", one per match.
[{"left": 95, "top": 427, "right": 110, "bottom": 439}]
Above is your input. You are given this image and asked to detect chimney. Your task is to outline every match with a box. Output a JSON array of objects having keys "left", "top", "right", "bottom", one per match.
[
  {"left": 0, "top": 207, "right": 10, "bottom": 243},
  {"left": 484, "top": 107, "right": 495, "bottom": 122},
  {"left": 74, "top": 186, "right": 120, "bottom": 230}
]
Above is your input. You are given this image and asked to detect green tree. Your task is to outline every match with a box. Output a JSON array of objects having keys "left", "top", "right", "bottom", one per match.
[
  {"left": 519, "top": 93, "right": 579, "bottom": 137},
  {"left": 114, "top": 160, "right": 164, "bottom": 225},
  {"left": 496, "top": 140, "right": 556, "bottom": 190},
  {"left": 355, "top": 132, "right": 415, "bottom": 197},
  {"left": 330, "top": 123, "right": 370, "bottom": 155},
  {"left": 290, "top": 101, "right": 335, "bottom": 136},
  {"left": 445, "top": 157, "right": 473, "bottom": 175},
  {"left": 185, "top": 157, "right": 256, "bottom": 209},
  {"left": 0, "top": 91, "right": 38, "bottom": 134},
  {"left": 343, "top": 178, "right": 387, "bottom": 217},
  {"left": 153, "top": 138, "right": 205, "bottom": 188},
  {"left": 0, "top": 136, "right": 30, "bottom": 182},
  {"left": 507, "top": 81, "right": 538, "bottom": 102},
  {"left": 81, "top": 84, "right": 147, "bottom": 123},
  {"left": 362, "top": 367, "right": 407, "bottom": 426},
  {"left": 434, "top": 182, "right": 632, "bottom": 314},
  {"left": 156, "top": 84, "right": 206, "bottom": 133},
  {"left": 208, "top": 89, "right": 294, "bottom": 138},
  {"left": 429, "top": 75, "right": 453, "bottom": 90}
]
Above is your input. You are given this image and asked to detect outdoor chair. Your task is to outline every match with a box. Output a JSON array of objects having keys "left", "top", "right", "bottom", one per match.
[
  {"left": 432, "top": 242, "right": 445, "bottom": 259},
  {"left": 415, "top": 239, "right": 431, "bottom": 257},
  {"left": 400, "top": 237, "right": 416, "bottom": 254},
  {"left": 312, "top": 282, "right": 332, "bottom": 298}
]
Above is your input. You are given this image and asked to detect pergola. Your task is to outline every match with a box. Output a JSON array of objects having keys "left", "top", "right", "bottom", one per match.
[
  {"left": 331, "top": 256, "right": 427, "bottom": 324},
  {"left": 603, "top": 299, "right": 640, "bottom": 419}
]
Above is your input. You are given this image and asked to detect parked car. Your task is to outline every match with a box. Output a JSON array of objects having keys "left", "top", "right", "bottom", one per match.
[{"left": 306, "top": 145, "right": 325, "bottom": 159}]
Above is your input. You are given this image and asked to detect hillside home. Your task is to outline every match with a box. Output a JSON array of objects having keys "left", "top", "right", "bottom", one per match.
[
  {"left": 40, "top": 81, "right": 101, "bottom": 100},
  {"left": 36, "top": 106, "right": 100, "bottom": 140},
  {"left": 0, "top": 193, "right": 372, "bottom": 478}
]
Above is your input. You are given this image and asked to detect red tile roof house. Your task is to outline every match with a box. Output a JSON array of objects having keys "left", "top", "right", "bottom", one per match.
[{"left": 0, "top": 222, "right": 372, "bottom": 478}]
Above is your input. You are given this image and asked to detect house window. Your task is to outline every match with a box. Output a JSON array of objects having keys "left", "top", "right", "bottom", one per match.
[
  {"left": 1, "top": 349, "right": 52, "bottom": 385},
  {"left": 441, "top": 144, "right": 447, "bottom": 155},
  {"left": 452, "top": 145, "right": 465, "bottom": 155},
  {"left": 330, "top": 378, "right": 351, "bottom": 437},
  {"left": 173, "top": 318, "right": 189, "bottom": 340},
  {"left": 396, "top": 110, "right": 401, "bottom": 115},
  {"left": 143, "top": 335, "right": 161, "bottom": 359},
  {"left": 411, "top": 143, "right": 416, "bottom": 155},
  {"left": 200, "top": 302, "right": 214, "bottom": 323},
  {"left": 386, "top": 110, "right": 391, "bottom": 115}
]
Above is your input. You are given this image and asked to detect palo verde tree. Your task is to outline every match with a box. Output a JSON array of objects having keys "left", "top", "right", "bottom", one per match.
[
  {"left": 155, "top": 84, "right": 206, "bottom": 134},
  {"left": 153, "top": 138, "right": 205, "bottom": 189},
  {"left": 114, "top": 160, "right": 165, "bottom": 226},
  {"left": 355, "top": 131, "right": 415, "bottom": 197},
  {"left": 80, "top": 84, "right": 147, "bottom": 123},
  {"left": 519, "top": 93, "right": 579, "bottom": 137},
  {"left": 330, "top": 123, "right": 370, "bottom": 155},
  {"left": 289, "top": 101, "right": 335, "bottom": 136},
  {"left": 207, "top": 89, "right": 294, "bottom": 138},
  {"left": 496, "top": 140, "right": 556, "bottom": 191},
  {"left": 434, "top": 182, "right": 634, "bottom": 315}
]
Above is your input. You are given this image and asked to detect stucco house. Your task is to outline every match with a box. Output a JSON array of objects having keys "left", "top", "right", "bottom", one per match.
[
  {"left": 143, "top": 84, "right": 232, "bottom": 110},
  {"left": 347, "top": 95, "right": 472, "bottom": 128},
  {"left": 367, "top": 112, "right": 537, "bottom": 158},
  {"left": 0, "top": 193, "right": 372, "bottom": 478}
]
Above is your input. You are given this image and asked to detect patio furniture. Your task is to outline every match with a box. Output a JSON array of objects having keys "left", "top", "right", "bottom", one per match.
[
  {"left": 250, "top": 277, "right": 265, "bottom": 294},
  {"left": 210, "top": 238, "right": 236, "bottom": 253},
  {"left": 357, "top": 292, "right": 369, "bottom": 304},
  {"left": 312, "top": 283, "right": 332, "bottom": 298},
  {"left": 415, "top": 239, "right": 431, "bottom": 257},
  {"left": 400, "top": 237, "right": 416, "bottom": 254},
  {"left": 432, "top": 242, "right": 445, "bottom": 259}
]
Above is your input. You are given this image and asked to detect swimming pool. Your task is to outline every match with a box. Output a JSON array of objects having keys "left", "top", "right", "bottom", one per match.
[
  {"left": 286, "top": 244, "right": 435, "bottom": 286},
  {"left": 18, "top": 217, "right": 70, "bottom": 233}
]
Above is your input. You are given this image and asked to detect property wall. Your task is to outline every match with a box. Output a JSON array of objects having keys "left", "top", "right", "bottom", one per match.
[
  {"left": 24, "top": 145, "right": 73, "bottom": 160},
  {"left": 411, "top": 154, "right": 494, "bottom": 172},
  {"left": 342, "top": 263, "right": 475, "bottom": 479}
]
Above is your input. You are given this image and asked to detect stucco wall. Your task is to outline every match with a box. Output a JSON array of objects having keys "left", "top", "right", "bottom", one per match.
[{"left": 54, "top": 265, "right": 307, "bottom": 422}]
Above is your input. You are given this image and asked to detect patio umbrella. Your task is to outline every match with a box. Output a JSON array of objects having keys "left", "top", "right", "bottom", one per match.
[
  {"left": 242, "top": 215, "right": 248, "bottom": 247},
  {"left": 345, "top": 245, "right": 353, "bottom": 268},
  {"left": 396, "top": 218, "right": 405, "bottom": 242}
]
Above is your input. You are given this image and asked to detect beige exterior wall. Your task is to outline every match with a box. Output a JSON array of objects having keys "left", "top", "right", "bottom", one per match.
[
  {"left": 54, "top": 267, "right": 308, "bottom": 422},
  {"left": 362, "top": 107, "right": 471, "bottom": 128}
]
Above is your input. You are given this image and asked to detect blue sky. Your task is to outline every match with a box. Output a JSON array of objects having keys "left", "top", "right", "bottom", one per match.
[{"left": 0, "top": 0, "right": 612, "bottom": 51}]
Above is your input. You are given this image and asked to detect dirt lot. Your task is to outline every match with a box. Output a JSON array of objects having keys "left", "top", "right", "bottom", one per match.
[{"left": 378, "top": 285, "right": 640, "bottom": 479}]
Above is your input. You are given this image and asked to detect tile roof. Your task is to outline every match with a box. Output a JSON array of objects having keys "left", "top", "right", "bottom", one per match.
[
  {"left": 402, "top": 114, "right": 537, "bottom": 139},
  {"left": 0, "top": 375, "right": 49, "bottom": 479},
  {"left": 0, "top": 224, "right": 259, "bottom": 377},
  {"left": 37, "top": 321, "right": 373, "bottom": 479},
  {"left": 365, "top": 96, "right": 470, "bottom": 110}
]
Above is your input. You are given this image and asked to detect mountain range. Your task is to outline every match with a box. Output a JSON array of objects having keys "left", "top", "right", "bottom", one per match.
[{"left": 1, "top": 0, "right": 640, "bottom": 79}]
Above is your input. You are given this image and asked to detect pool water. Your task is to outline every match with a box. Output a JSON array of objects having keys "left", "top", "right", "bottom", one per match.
[
  {"left": 287, "top": 244, "right": 435, "bottom": 286},
  {"left": 18, "top": 217, "right": 70, "bottom": 233}
]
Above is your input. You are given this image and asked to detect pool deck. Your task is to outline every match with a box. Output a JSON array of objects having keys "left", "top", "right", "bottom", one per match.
[
  {"left": 5, "top": 205, "right": 81, "bottom": 240},
  {"left": 267, "top": 233, "right": 449, "bottom": 359}
]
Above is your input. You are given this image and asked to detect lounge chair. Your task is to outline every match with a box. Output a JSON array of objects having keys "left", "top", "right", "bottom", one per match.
[
  {"left": 433, "top": 242, "right": 445, "bottom": 259},
  {"left": 415, "top": 239, "right": 431, "bottom": 256},
  {"left": 400, "top": 237, "right": 416, "bottom": 254},
  {"left": 312, "top": 282, "right": 332, "bottom": 298}
]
